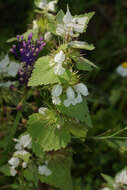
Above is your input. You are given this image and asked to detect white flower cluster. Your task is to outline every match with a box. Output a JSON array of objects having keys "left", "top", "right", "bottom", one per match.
[
  {"left": 56, "top": 6, "right": 89, "bottom": 37},
  {"left": 101, "top": 169, "right": 127, "bottom": 190},
  {"left": 114, "top": 169, "right": 127, "bottom": 188},
  {"left": 50, "top": 50, "right": 66, "bottom": 75},
  {"left": 8, "top": 134, "right": 32, "bottom": 176},
  {"left": 38, "top": 161, "right": 52, "bottom": 176},
  {"left": 116, "top": 62, "right": 127, "bottom": 77},
  {"left": 51, "top": 83, "right": 89, "bottom": 106},
  {"left": 37, "top": 0, "right": 57, "bottom": 13},
  {"left": 0, "top": 54, "right": 20, "bottom": 77}
]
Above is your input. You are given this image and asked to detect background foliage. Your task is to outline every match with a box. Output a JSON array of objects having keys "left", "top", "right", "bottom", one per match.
[{"left": 0, "top": 0, "right": 127, "bottom": 189}]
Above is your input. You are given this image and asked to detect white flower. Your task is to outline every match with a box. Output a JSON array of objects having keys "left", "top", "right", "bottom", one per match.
[
  {"left": 101, "top": 188, "right": 110, "bottom": 190},
  {"left": 38, "top": 165, "right": 52, "bottom": 176},
  {"left": 15, "top": 134, "right": 32, "bottom": 150},
  {"left": 75, "top": 93, "right": 83, "bottom": 103},
  {"left": 0, "top": 55, "right": 9, "bottom": 73},
  {"left": 116, "top": 62, "right": 127, "bottom": 77},
  {"left": 14, "top": 150, "right": 29, "bottom": 156},
  {"left": 115, "top": 170, "right": 127, "bottom": 185},
  {"left": 8, "top": 157, "right": 20, "bottom": 168},
  {"left": 37, "top": 0, "right": 56, "bottom": 12},
  {"left": 52, "top": 84, "right": 62, "bottom": 97},
  {"left": 0, "top": 55, "right": 20, "bottom": 77},
  {"left": 51, "top": 84, "right": 62, "bottom": 105},
  {"left": 72, "top": 17, "right": 88, "bottom": 33},
  {"left": 53, "top": 51, "right": 66, "bottom": 75},
  {"left": 38, "top": 107, "right": 48, "bottom": 115},
  {"left": 64, "top": 87, "right": 77, "bottom": 107},
  {"left": 10, "top": 166, "right": 17, "bottom": 176},
  {"left": 56, "top": 24, "right": 65, "bottom": 36},
  {"left": 74, "top": 83, "right": 89, "bottom": 96},
  {"left": 63, "top": 6, "right": 73, "bottom": 24},
  {"left": 44, "top": 32, "right": 52, "bottom": 41},
  {"left": 22, "top": 162, "right": 27, "bottom": 168},
  {"left": 54, "top": 64, "right": 65, "bottom": 75},
  {"left": 7, "top": 62, "right": 20, "bottom": 77},
  {"left": 56, "top": 7, "right": 88, "bottom": 37},
  {"left": 66, "top": 86, "right": 75, "bottom": 99},
  {"left": 52, "top": 96, "right": 61, "bottom": 105},
  {"left": 57, "top": 124, "right": 61, "bottom": 129},
  {"left": 38, "top": 0, "right": 47, "bottom": 9},
  {"left": 33, "top": 20, "right": 38, "bottom": 30},
  {"left": 54, "top": 51, "right": 65, "bottom": 64},
  {"left": 47, "top": 0, "right": 57, "bottom": 12}
]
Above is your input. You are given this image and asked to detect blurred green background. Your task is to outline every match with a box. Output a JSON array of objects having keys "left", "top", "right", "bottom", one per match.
[{"left": 1, "top": 0, "right": 127, "bottom": 189}]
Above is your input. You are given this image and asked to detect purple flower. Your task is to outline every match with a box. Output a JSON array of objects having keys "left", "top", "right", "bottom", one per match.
[{"left": 10, "top": 33, "right": 46, "bottom": 85}]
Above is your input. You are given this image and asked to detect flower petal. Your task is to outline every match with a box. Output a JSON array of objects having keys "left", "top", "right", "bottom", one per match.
[
  {"left": 8, "top": 157, "right": 20, "bottom": 168},
  {"left": 54, "top": 64, "right": 65, "bottom": 75},
  {"left": 66, "top": 87, "right": 75, "bottom": 99},
  {"left": 10, "top": 167, "right": 17, "bottom": 176},
  {"left": 38, "top": 107, "right": 48, "bottom": 115},
  {"left": 63, "top": 6, "right": 73, "bottom": 24},
  {"left": 52, "top": 96, "right": 61, "bottom": 105},
  {"left": 74, "top": 83, "right": 89, "bottom": 96},
  {"left": 64, "top": 99, "right": 71, "bottom": 107},
  {"left": 54, "top": 51, "right": 65, "bottom": 64},
  {"left": 52, "top": 84, "right": 62, "bottom": 97}
]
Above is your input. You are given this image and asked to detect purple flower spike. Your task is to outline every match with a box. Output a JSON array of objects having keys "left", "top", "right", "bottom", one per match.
[
  {"left": 10, "top": 33, "right": 46, "bottom": 85},
  {"left": 40, "top": 37, "right": 43, "bottom": 41},
  {"left": 17, "top": 35, "right": 20, "bottom": 41},
  {"left": 28, "top": 32, "right": 32, "bottom": 40}
]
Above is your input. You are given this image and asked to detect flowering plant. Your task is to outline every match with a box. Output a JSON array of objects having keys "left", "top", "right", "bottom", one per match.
[{"left": 0, "top": 1, "right": 96, "bottom": 189}]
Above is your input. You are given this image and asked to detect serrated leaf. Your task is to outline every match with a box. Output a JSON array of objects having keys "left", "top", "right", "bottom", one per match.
[
  {"left": 28, "top": 56, "right": 72, "bottom": 86},
  {"left": 56, "top": 10, "right": 65, "bottom": 24},
  {"left": 83, "top": 12, "right": 95, "bottom": 32},
  {"left": 47, "top": 22, "right": 57, "bottom": 34},
  {"left": 39, "top": 152, "right": 73, "bottom": 190},
  {"left": 0, "top": 165, "right": 10, "bottom": 176},
  {"left": 68, "top": 41, "right": 95, "bottom": 50},
  {"left": 27, "top": 113, "right": 71, "bottom": 151},
  {"left": 57, "top": 99, "right": 92, "bottom": 127}
]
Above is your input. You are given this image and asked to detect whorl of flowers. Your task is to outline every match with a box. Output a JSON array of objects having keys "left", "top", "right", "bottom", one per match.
[{"left": 10, "top": 33, "right": 46, "bottom": 85}]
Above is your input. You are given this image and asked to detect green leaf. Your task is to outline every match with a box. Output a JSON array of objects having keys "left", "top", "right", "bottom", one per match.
[
  {"left": 39, "top": 152, "right": 73, "bottom": 190},
  {"left": 83, "top": 12, "right": 95, "bottom": 32},
  {"left": 101, "top": 174, "right": 115, "bottom": 190},
  {"left": 27, "top": 113, "right": 71, "bottom": 151},
  {"left": 57, "top": 99, "right": 92, "bottom": 127},
  {"left": 14, "top": 152, "right": 31, "bottom": 163},
  {"left": 55, "top": 10, "right": 65, "bottom": 24},
  {"left": 28, "top": 56, "right": 71, "bottom": 86},
  {"left": 23, "top": 163, "right": 38, "bottom": 185},
  {"left": 72, "top": 56, "right": 97, "bottom": 71},
  {"left": 6, "top": 37, "right": 17, "bottom": 43},
  {"left": 68, "top": 122, "right": 87, "bottom": 138},
  {"left": 32, "top": 141, "right": 44, "bottom": 158},
  {"left": 0, "top": 165, "right": 10, "bottom": 176},
  {"left": 68, "top": 41, "right": 95, "bottom": 50}
]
